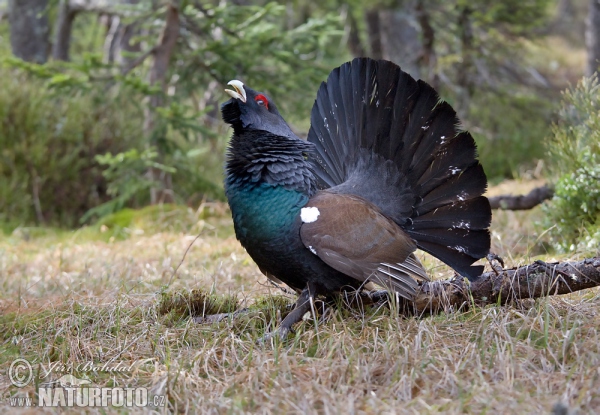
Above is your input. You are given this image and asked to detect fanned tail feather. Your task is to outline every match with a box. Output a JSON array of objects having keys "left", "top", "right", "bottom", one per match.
[
  {"left": 307, "top": 58, "right": 491, "bottom": 280},
  {"left": 372, "top": 254, "right": 429, "bottom": 300}
]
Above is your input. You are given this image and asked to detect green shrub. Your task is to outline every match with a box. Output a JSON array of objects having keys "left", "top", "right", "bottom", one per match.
[
  {"left": 467, "top": 90, "right": 554, "bottom": 181},
  {"left": 0, "top": 69, "right": 145, "bottom": 228},
  {"left": 542, "top": 75, "right": 600, "bottom": 252}
]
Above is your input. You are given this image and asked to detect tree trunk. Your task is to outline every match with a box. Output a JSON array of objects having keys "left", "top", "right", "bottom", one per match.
[
  {"left": 115, "top": 17, "right": 142, "bottom": 68},
  {"left": 145, "top": 2, "right": 180, "bottom": 204},
  {"left": 415, "top": 0, "right": 439, "bottom": 90},
  {"left": 586, "top": 0, "right": 600, "bottom": 76},
  {"left": 378, "top": 4, "right": 421, "bottom": 80},
  {"left": 53, "top": 0, "right": 77, "bottom": 61},
  {"left": 8, "top": 0, "right": 50, "bottom": 64},
  {"left": 103, "top": 0, "right": 141, "bottom": 67},
  {"left": 360, "top": 0, "right": 423, "bottom": 79},
  {"left": 365, "top": 9, "right": 383, "bottom": 60},
  {"left": 103, "top": 15, "right": 121, "bottom": 63},
  {"left": 346, "top": 9, "right": 366, "bottom": 58},
  {"left": 455, "top": 5, "right": 474, "bottom": 115}
]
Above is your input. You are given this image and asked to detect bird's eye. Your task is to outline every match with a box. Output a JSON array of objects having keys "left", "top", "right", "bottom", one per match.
[{"left": 255, "top": 94, "right": 269, "bottom": 110}]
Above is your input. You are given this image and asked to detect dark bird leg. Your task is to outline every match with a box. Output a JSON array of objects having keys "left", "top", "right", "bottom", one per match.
[{"left": 259, "top": 285, "right": 316, "bottom": 343}]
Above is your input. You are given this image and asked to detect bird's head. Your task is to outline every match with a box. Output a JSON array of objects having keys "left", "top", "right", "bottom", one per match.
[{"left": 221, "top": 80, "right": 297, "bottom": 139}]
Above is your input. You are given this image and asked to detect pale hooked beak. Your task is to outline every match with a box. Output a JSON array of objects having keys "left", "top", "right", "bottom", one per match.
[{"left": 225, "top": 80, "right": 246, "bottom": 103}]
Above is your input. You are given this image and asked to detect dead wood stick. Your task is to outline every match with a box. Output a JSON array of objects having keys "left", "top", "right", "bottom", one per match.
[
  {"left": 489, "top": 185, "right": 554, "bottom": 210},
  {"left": 415, "top": 257, "right": 600, "bottom": 313}
]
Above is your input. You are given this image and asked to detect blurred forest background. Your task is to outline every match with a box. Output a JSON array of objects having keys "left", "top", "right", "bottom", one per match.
[{"left": 0, "top": 0, "right": 599, "bottom": 253}]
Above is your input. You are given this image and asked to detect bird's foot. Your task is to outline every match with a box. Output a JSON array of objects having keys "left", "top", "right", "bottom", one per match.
[
  {"left": 257, "top": 285, "right": 316, "bottom": 345},
  {"left": 486, "top": 253, "right": 505, "bottom": 274},
  {"left": 366, "top": 289, "right": 390, "bottom": 305},
  {"left": 257, "top": 325, "right": 295, "bottom": 345}
]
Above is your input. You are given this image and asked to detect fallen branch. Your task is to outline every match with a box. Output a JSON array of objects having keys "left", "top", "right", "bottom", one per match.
[
  {"left": 415, "top": 257, "right": 600, "bottom": 313},
  {"left": 489, "top": 185, "right": 554, "bottom": 210},
  {"left": 193, "top": 257, "right": 600, "bottom": 332}
]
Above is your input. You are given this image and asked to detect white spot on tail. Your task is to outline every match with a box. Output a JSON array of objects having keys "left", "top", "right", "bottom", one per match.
[
  {"left": 301, "top": 207, "right": 320, "bottom": 223},
  {"left": 451, "top": 246, "right": 466, "bottom": 253},
  {"left": 308, "top": 246, "right": 317, "bottom": 255}
]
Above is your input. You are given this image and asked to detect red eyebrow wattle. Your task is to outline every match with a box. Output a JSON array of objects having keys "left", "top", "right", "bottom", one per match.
[{"left": 255, "top": 94, "right": 269, "bottom": 109}]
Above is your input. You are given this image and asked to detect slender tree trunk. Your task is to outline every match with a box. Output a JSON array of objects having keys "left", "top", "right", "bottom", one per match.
[
  {"left": 53, "top": 0, "right": 77, "bottom": 61},
  {"left": 415, "top": 0, "right": 438, "bottom": 90},
  {"left": 8, "top": 0, "right": 50, "bottom": 64},
  {"left": 366, "top": 9, "right": 383, "bottom": 60},
  {"left": 145, "top": 2, "right": 180, "bottom": 204},
  {"left": 586, "top": 0, "right": 600, "bottom": 76},
  {"left": 346, "top": 9, "right": 366, "bottom": 58},
  {"left": 104, "top": 0, "right": 139, "bottom": 64},
  {"left": 100, "top": 0, "right": 140, "bottom": 66},
  {"left": 455, "top": 5, "right": 474, "bottom": 115},
  {"left": 103, "top": 15, "right": 121, "bottom": 63},
  {"left": 116, "top": 18, "right": 142, "bottom": 68}
]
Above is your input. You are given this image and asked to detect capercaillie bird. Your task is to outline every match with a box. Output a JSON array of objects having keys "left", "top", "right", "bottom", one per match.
[{"left": 221, "top": 58, "right": 491, "bottom": 337}]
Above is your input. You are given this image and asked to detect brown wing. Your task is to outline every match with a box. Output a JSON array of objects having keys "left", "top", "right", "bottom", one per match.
[{"left": 299, "top": 191, "right": 429, "bottom": 299}]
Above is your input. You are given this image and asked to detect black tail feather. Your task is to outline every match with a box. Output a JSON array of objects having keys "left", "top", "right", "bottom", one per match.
[
  {"left": 413, "top": 132, "right": 480, "bottom": 196},
  {"left": 417, "top": 240, "right": 485, "bottom": 280},
  {"left": 415, "top": 164, "right": 488, "bottom": 215},
  {"left": 308, "top": 58, "right": 491, "bottom": 280},
  {"left": 410, "top": 196, "right": 492, "bottom": 231},
  {"left": 406, "top": 227, "right": 490, "bottom": 259}
]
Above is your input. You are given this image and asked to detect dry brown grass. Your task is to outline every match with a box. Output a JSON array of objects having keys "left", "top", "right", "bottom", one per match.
[{"left": 1, "top": 196, "right": 599, "bottom": 414}]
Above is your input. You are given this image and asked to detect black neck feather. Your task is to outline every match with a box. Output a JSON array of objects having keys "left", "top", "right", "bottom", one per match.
[{"left": 225, "top": 130, "right": 317, "bottom": 195}]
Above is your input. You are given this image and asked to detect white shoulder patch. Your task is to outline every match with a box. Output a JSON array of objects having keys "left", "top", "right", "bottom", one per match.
[{"left": 300, "top": 207, "right": 320, "bottom": 223}]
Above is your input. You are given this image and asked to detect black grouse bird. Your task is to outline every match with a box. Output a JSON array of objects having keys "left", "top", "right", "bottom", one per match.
[{"left": 221, "top": 58, "right": 491, "bottom": 337}]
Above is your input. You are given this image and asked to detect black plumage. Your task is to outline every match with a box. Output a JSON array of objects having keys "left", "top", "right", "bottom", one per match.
[{"left": 221, "top": 58, "right": 492, "bottom": 337}]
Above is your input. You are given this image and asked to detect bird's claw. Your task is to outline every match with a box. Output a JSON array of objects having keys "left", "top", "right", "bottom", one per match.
[
  {"left": 487, "top": 253, "right": 505, "bottom": 274},
  {"left": 257, "top": 326, "right": 294, "bottom": 345}
]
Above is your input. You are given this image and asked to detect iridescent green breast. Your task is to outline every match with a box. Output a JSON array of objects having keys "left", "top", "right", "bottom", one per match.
[{"left": 225, "top": 182, "right": 308, "bottom": 242}]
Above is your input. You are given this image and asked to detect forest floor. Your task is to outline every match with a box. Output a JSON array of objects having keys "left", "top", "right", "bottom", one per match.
[{"left": 0, "top": 179, "right": 599, "bottom": 414}]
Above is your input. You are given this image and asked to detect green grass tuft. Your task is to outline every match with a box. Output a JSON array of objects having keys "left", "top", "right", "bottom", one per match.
[{"left": 158, "top": 289, "right": 238, "bottom": 320}]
